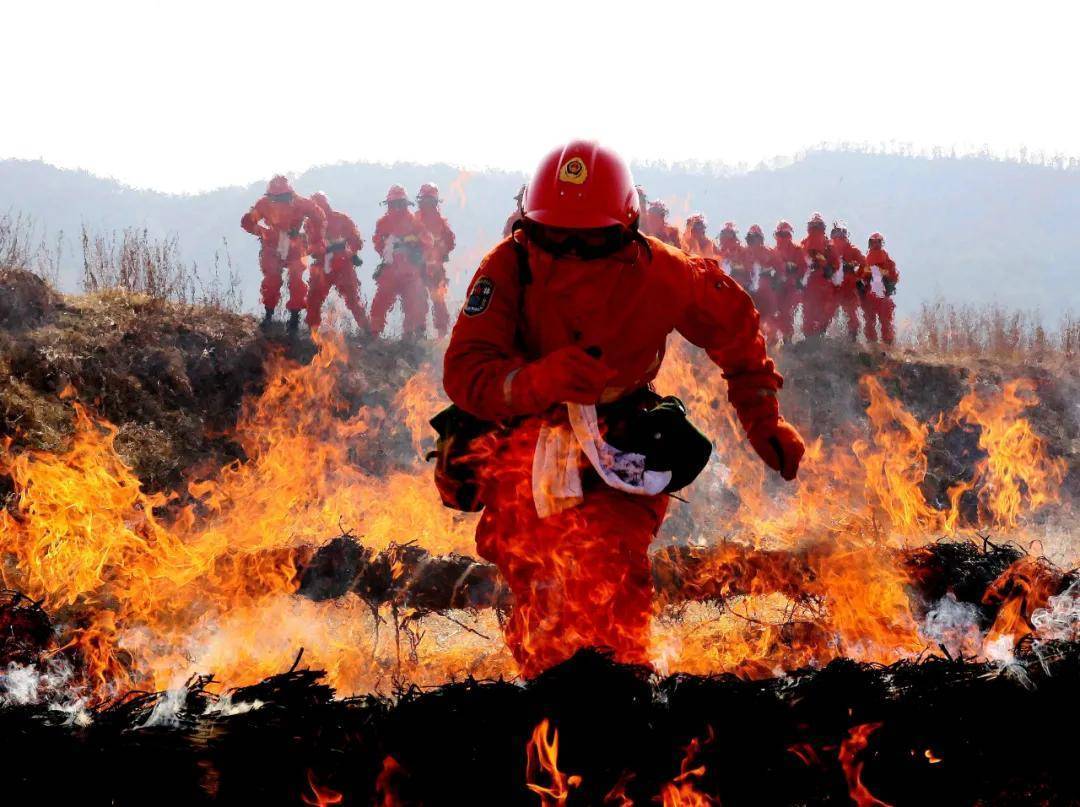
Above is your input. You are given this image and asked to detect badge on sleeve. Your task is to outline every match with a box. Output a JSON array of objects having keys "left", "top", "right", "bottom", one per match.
[{"left": 463, "top": 276, "right": 495, "bottom": 316}]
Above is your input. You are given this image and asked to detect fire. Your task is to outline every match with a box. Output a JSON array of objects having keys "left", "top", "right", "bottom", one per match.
[
  {"left": 374, "top": 756, "right": 406, "bottom": 807},
  {"left": 526, "top": 718, "right": 582, "bottom": 806},
  {"left": 657, "top": 726, "right": 718, "bottom": 806},
  {"left": 0, "top": 327, "right": 1068, "bottom": 698},
  {"left": 447, "top": 170, "right": 472, "bottom": 210},
  {"left": 839, "top": 723, "right": 892, "bottom": 807},
  {"left": 302, "top": 770, "right": 344, "bottom": 807}
]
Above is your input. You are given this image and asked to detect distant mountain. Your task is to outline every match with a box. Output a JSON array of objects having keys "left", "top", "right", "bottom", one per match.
[{"left": 2, "top": 151, "right": 1077, "bottom": 322}]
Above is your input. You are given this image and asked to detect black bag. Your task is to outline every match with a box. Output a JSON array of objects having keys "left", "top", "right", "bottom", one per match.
[
  {"left": 427, "top": 405, "right": 497, "bottom": 512},
  {"left": 601, "top": 392, "right": 713, "bottom": 494}
]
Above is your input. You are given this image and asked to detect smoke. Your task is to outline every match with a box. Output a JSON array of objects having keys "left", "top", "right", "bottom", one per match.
[{"left": 919, "top": 594, "right": 982, "bottom": 659}]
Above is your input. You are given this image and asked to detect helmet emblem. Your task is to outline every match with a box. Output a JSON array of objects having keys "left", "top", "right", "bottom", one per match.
[{"left": 558, "top": 157, "right": 588, "bottom": 185}]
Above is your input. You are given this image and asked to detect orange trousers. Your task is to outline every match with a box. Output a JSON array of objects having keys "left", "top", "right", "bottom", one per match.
[
  {"left": 370, "top": 263, "right": 428, "bottom": 337},
  {"left": 306, "top": 256, "right": 368, "bottom": 331},
  {"left": 259, "top": 245, "right": 307, "bottom": 312},
  {"left": 474, "top": 422, "right": 668, "bottom": 678},
  {"left": 862, "top": 294, "right": 896, "bottom": 344}
]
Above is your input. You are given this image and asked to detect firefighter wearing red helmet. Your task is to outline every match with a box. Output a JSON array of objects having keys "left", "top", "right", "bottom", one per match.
[
  {"left": 741, "top": 224, "right": 785, "bottom": 344},
  {"left": 830, "top": 222, "right": 866, "bottom": 341},
  {"left": 682, "top": 213, "right": 720, "bottom": 257},
  {"left": 799, "top": 212, "right": 841, "bottom": 337},
  {"left": 415, "top": 183, "right": 457, "bottom": 338},
  {"left": 442, "top": 141, "right": 805, "bottom": 677},
  {"left": 643, "top": 199, "right": 683, "bottom": 248},
  {"left": 857, "top": 233, "right": 899, "bottom": 344},
  {"left": 771, "top": 220, "right": 806, "bottom": 344},
  {"left": 241, "top": 175, "right": 327, "bottom": 332},
  {"left": 370, "top": 185, "right": 433, "bottom": 338},
  {"left": 305, "top": 192, "right": 369, "bottom": 333}
]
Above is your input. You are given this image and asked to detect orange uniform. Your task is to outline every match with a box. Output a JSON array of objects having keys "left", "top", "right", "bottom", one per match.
[
  {"left": 799, "top": 230, "right": 841, "bottom": 337},
  {"left": 443, "top": 232, "right": 788, "bottom": 676},
  {"left": 305, "top": 198, "right": 368, "bottom": 331},
  {"left": 416, "top": 206, "right": 457, "bottom": 337},
  {"left": 241, "top": 190, "right": 326, "bottom": 314},
  {"left": 682, "top": 216, "right": 719, "bottom": 258},
  {"left": 739, "top": 242, "right": 785, "bottom": 343},
  {"left": 370, "top": 209, "right": 431, "bottom": 337},
  {"left": 643, "top": 207, "right": 683, "bottom": 248},
  {"left": 859, "top": 245, "right": 899, "bottom": 344},
  {"left": 772, "top": 229, "right": 805, "bottom": 344},
  {"left": 830, "top": 235, "right": 866, "bottom": 340}
]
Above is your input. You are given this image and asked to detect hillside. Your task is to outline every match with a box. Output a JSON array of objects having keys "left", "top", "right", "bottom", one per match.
[{"left": 2, "top": 150, "right": 1078, "bottom": 324}]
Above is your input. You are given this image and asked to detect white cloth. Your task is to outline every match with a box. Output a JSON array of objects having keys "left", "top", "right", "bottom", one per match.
[
  {"left": 749, "top": 262, "right": 762, "bottom": 292},
  {"left": 531, "top": 403, "right": 672, "bottom": 519},
  {"left": 830, "top": 264, "right": 844, "bottom": 287},
  {"left": 869, "top": 265, "right": 886, "bottom": 298},
  {"left": 276, "top": 230, "right": 291, "bottom": 261}
]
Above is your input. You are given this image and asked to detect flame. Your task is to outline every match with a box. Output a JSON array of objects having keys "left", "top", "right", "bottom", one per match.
[
  {"left": 0, "top": 326, "right": 1068, "bottom": 697},
  {"left": 526, "top": 718, "right": 582, "bottom": 806},
  {"left": 447, "top": 170, "right": 472, "bottom": 209},
  {"left": 375, "top": 756, "right": 406, "bottom": 807},
  {"left": 302, "top": 770, "right": 344, "bottom": 807},
  {"left": 657, "top": 726, "right": 718, "bottom": 806},
  {"left": 839, "top": 723, "right": 892, "bottom": 807}
]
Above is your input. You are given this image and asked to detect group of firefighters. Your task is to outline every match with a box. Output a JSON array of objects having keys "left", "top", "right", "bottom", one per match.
[
  {"left": 240, "top": 177, "right": 456, "bottom": 337},
  {"left": 242, "top": 176, "right": 898, "bottom": 346},
  {"left": 635, "top": 194, "right": 900, "bottom": 344}
]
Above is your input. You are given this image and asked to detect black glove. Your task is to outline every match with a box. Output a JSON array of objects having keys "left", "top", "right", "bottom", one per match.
[
  {"left": 373, "top": 262, "right": 386, "bottom": 280},
  {"left": 843, "top": 261, "right": 857, "bottom": 274},
  {"left": 351, "top": 254, "right": 363, "bottom": 267},
  {"left": 855, "top": 279, "right": 867, "bottom": 297},
  {"left": 822, "top": 264, "right": 836, "bottom": 280},
  {"left": 884, "top": 278, "right": 897, "bottom": 296}
]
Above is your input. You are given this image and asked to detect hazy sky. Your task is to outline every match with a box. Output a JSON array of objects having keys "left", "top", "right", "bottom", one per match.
[{"left": 4, "top": 0, "right": 1079, "bottom": 193}]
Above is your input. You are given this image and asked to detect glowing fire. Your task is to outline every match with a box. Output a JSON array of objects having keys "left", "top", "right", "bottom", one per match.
[
  {"left": 526, "top": 718, "right": 582, "bottom": 806},
  {"left": 839, "top": 723, "right": 892, "bottom": 807},
  {"left": 658, "top": 726, "right": 718, "bottom": 806},
  {"left": 0, "top": 329, "right": 1069, "bottom": 699}
]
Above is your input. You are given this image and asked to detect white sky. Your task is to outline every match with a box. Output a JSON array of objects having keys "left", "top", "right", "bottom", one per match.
[{"left": 4, "top": 0, "right": 1079, "bottom": 193}]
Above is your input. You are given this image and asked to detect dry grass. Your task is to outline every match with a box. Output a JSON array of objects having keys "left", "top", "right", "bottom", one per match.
[
  {"left": 81, "top": 226, "right": 242, "bottom": 312},
  {"left": 905, "top": 298, "right": 1078, "bottom": 363},
  {"left": 0, "top": 212, "right": 62, "bottom": 283}
]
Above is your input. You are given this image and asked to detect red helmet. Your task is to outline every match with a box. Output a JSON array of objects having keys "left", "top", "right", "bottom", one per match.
[
  {"left": 687, "top": 213, "right": 708, "bottom": 232},
  {"left": 868, "top": 232, "right": 885, "bottom": 246},
  {"left": 830, "top": 221, "right": 848, "bottom": 239},
  {"left": 647, "top": 199, "right": 669, "bottom": 217},
  {"left": 807, "top": 212, "right": 826, "bottom": 230},
  {"left": 417, "top": 183, "right": 441, "bottom": 203},
  {"left": 747, "top": 224, "right": 765, "bottom": 238},
  {"left": 383, "top": 184, "right": 413, "bottom": 205},
  {"left": 523, "top": 140, "right": 639, "bottom": 229},
  {"left": 310, "top": 191, "right": 331, "bottom": 214},
  {"left": 719, "top": 221, "right": 739, "bottom": 240},
  {"left": 775, "top": 220, "right": 794, "bottom": 237},
  {"left": 267, "top": 175, "right": 293, "bottom": 195}
]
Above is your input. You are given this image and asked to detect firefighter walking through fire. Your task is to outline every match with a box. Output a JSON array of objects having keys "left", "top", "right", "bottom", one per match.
[{"left": 440, "top": 141, "right": 806, "bottom": 677}]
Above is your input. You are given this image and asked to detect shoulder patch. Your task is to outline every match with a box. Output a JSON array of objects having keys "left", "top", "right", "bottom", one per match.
[{"left": 463, "top": 276, "right": 495, "bottom": 316}]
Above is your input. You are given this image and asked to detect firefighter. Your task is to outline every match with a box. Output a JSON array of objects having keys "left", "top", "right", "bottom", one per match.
[
  {"left": 830, "top": 222, "right": 866, "bottom": 341},
  {"left": 241, "top": 175, "right": 327, "bottom": 333},
  {"left": 502, "top": 185, "right": 526, "bottom": 237},
  {"left": 799, "top": 212, "right": 841, "bottom": 338},
  {"left": 305, "top": 192, "right": 369, "bottom": 333},
  {"left": 442, "top": 141, "right": 805, "bottom": 677},
  {"left": 741, "top": 224, "right": 785, "bottom": 344},
  {"left": 370, "top": 185, "right": 432, "bottom": 338},
  {"left": 772, "top": 220, "right": 805, "bottom": 344},
  {"left": 858, "top": 232, "right": 899, "bottom": 344},
  {"left": 415, "top": 183, "right": 457, "bottom": 338},
  {"left": 682, "top": 213, "right": 719, "bottom": 257},
  {"left": 642, "top": 200, "right": 683, "bottom": 248}
]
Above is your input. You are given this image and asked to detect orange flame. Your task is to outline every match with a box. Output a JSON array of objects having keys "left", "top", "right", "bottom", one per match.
[
  {"left": 657, "top": 726, "right": 718, "bottom": 806},
  {"left": 526, "top": 718, "right": 582, "bottom": 806},
  {"left": 839, "top": 723, "right": 892, "bottom": 807},
  {"left": 302, "top": 770, "right": 344, "bottom": 807}
]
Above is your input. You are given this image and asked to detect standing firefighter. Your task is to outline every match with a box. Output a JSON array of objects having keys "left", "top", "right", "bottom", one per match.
[
  {"left": 772, "top": 220, "right": 805, "bottom": 344},
  {"left": 643, "top": 200, "right": 683, "bottom": 248},
  {"left": 370, "top": 185, "right": 431, "bottom": 338},
  {"left": 305, "top": 192, "right": 369, "bottom": 333},
  {"left": 830, "top": 222, "right": 866, "bottom": 341},
  {"left": 440, "top": 141, "right": 805, "bottom": 677},
  {"left": 682, "top": 213, "right": 719, "bottom": 257},
  {"left": 799, "top": 212, "right": 841, "bottom": 338},
  {"left": 502, "top": 185, "right": 526, "bottom": 237},
  {"left": 415, "top": 183, "right": 457, "bottom": 338},
  {"left": 858, "top": 232, "right": 899, "bottom": 344},
  {"left": 241, "top": 175, "right": 327, "bottom": 333},
  {"left": 741, "top": 224, "right": 784, "bottom": 344}
]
